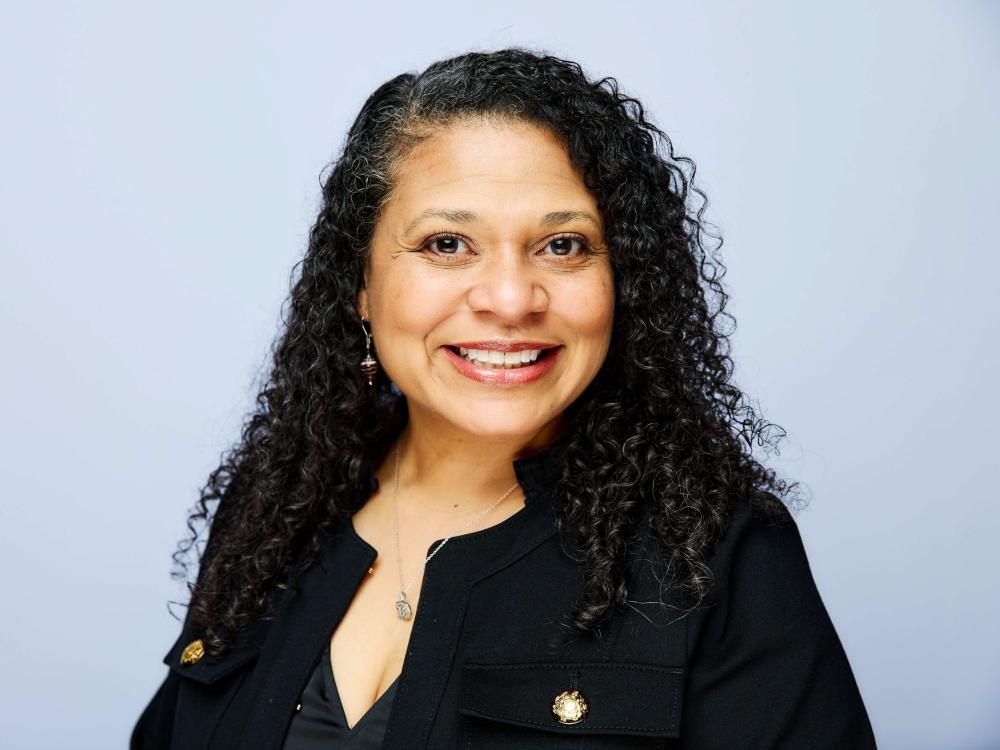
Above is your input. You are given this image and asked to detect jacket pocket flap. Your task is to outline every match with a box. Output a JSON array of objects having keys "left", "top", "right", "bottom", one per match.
[
  {"left": 458, "top": 661, "right": 685, "bottom": 737},
  {"left": 162, "top": 634, "right": 261, "bottom": 686}
]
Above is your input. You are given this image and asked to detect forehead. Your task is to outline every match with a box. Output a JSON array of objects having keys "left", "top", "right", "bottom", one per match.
[{"left": 384, "top": 119, "right": 599, "bottom": 222}]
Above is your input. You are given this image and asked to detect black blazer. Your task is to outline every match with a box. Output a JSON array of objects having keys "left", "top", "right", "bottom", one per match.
[{"left": 131, "top": 445, "right": 877, "bottom": 749}]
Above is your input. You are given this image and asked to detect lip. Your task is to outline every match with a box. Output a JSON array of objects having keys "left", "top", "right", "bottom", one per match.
[
  {"left": 449, "top": 341, "right": 559, "bottom": 353},
  {"left": 443, "top": 344, "right": 562, "bottom": 385}
]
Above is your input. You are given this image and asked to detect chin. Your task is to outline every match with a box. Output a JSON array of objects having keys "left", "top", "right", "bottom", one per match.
[{"left": 445, "top": 404, "right": 554, "bottom": 438}]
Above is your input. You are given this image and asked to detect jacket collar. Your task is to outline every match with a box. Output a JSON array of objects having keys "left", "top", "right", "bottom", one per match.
[{"left": 513, "top": 436, "right": 566, "bottom": 503}]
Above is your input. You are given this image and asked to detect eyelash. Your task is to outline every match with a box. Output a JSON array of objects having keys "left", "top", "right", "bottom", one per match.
[{"left": 419, "top": 231, "right": 594, "bottom": 262}]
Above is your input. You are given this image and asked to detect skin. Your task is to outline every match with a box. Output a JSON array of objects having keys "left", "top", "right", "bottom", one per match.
[{"left": 333, "top": 118, "right": 614, "bottom": 728}]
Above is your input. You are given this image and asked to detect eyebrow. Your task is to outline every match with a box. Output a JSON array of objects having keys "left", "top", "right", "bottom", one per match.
[{"left": 402, "top": 208, "right": 601, "bottom": 234}]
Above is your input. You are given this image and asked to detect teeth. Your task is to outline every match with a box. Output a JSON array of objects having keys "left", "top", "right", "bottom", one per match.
[{"left": 458, "top": 346, "right": 545, "bottom": 368}]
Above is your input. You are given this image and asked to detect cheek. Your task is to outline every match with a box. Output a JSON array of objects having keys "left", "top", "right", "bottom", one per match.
[
  {"left": 374, "top": 272, "right": 456, "bottom": 349},
  {"left": 380, "top": 275, "right": 427, "bottom": 326},
  {"left": 562, "top": 276, "right": 615, "bottom": 339}
]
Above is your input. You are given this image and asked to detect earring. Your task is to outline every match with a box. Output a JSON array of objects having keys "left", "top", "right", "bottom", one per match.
[{"left": 359, "top": 318, "right": 379, "bottom": 386}]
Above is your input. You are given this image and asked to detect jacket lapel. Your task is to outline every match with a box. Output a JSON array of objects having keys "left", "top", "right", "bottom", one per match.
[{"left": 229, "top": 515, "right": 378, "bottom": 749}]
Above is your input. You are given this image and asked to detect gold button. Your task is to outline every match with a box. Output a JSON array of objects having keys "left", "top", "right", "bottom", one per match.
[
  {"left": 552, "top": 689, "right": 588, "bottom": 724},
  {"left": 180, "top": 638, "right": 205, "bottom": 665},
  {"left": 368, "top": 566, "right": 375, "bottom": 576}
]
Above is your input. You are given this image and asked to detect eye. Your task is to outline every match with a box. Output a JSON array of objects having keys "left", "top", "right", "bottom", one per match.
[
  {"left": 544, "top": 234, "right": 592, "bottom": 258},
  {"left": 422, "top": 233, "right": 471, "bottom": 258}
]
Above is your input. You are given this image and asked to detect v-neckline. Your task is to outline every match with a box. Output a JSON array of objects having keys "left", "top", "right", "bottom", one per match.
[{"left": 323, "top": 647, "right": 400, "bottom": 733}]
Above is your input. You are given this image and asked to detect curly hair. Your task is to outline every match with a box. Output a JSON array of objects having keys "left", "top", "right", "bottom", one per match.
[{"left": 170, "top": 46, "right": 804, "bottom": 660}]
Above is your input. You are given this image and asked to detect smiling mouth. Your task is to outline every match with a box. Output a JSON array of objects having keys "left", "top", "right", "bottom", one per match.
[{"left": 444, "top": 345, "right": 560, "bottom": 369}]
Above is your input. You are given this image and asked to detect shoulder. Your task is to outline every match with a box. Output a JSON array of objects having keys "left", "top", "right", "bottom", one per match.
[
  {"left": 685, "top": 493, "right": 841, "bottom": 657},
  {"left": 706, "top": 494, "right": 808, "bottom": 599}
]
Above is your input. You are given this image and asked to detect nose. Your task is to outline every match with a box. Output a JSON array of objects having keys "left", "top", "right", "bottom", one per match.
[{"left": 465, "top": 248, "right": 549, "bottom": 321}]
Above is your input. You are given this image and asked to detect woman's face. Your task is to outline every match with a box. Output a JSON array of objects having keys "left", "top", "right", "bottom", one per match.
[{"left": 357, "top": 118, "right": 614, "bottom": 442}]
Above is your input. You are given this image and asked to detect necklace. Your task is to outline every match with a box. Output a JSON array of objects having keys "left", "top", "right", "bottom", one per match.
[{"left": 391, "top": 440, "right": 520, "bottom": 620}]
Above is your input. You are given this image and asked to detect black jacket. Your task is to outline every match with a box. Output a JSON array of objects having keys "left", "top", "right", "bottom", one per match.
[{"left": 131, "top": 444, "right": 877, "bottom": 749}]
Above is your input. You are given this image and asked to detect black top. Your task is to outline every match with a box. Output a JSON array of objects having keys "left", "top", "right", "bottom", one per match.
[
  {"left": 281, "top": 643, "right": 397, "bottom": 749},
  {"left": 132, "top": 437, "right": 878, "bottom": 749}
]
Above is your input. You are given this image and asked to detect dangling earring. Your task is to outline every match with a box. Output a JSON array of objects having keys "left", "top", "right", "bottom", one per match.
[{"left": 359, "top": 317, "right": 379, "bottom": 386}]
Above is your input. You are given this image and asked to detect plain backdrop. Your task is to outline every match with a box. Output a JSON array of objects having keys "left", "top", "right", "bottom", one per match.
[{"left": 1, "top": 2, "right": 997, "bottom": 748}]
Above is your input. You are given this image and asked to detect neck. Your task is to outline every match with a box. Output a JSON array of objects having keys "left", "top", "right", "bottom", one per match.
[{"left": 380, "top": 415, "right": 561, "bottom": 517}]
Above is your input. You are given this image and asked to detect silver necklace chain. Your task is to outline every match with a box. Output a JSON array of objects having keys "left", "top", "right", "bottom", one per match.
[{"left": 391, "top": 440, "right": 520, "bottom": 620}]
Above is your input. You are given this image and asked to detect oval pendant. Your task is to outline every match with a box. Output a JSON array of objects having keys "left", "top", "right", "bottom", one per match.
[{"left": 395, "top": 597, "right": 412, "bottom": 620}]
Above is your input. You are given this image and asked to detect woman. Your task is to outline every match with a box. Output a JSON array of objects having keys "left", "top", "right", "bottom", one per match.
[{"left": 131, "top": 47, "right": 877, "bottom": 749}]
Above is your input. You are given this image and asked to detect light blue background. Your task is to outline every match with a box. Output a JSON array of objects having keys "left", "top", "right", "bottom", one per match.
[{"left": 1, "top": 2, "right": 997, "bottom": 748}]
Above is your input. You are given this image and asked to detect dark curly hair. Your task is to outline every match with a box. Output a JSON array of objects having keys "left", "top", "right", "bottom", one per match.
[{"left": 170, "top": 46, "right": 804, "bottom": 660}]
